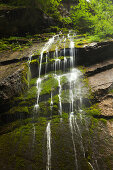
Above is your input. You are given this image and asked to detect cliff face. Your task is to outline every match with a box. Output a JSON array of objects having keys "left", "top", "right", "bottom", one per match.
[{"left": 0, "top": 7, "right": 55, "bottom": 37}]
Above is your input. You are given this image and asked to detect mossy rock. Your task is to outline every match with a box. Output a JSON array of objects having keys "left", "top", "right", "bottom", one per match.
[
  {"left": 7, "top": 106, "right": 29, "bottom": 115},
  {"left": 40, "top": 75, "right": 58, "bottom": 96},
  {"left": 30, "top": 59, "right": 39, "bottom": 65}
]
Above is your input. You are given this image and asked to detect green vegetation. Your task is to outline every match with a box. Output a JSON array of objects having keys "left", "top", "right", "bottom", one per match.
[
  {"left": 85, "top": 104, "right": 101, "bottom": 116},
  {"left": 29, "top": 78, "right": 37, "bottom": 86},
  {"left": 8, "top": 106, "right": 29, "bottom": 115},
  {"left": 40, "top": 75, "right": 58, "bottom": 95},
  {"left": 0, "top": 34, "right": 51, "bottom": 52},
  {"left": 70, "top": 0, "right": 113, "bottom": 39},
  {"left": 0, "top": 37, "right": 32, "bottom": 52}
]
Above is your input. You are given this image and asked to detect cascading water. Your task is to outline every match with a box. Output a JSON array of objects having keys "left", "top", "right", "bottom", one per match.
[
  {"left": 34, "top": 35, "right": 59, "bottom": 110},
  {"left": 55, "top": 75, "right": 62, "bottom": 117},
  {"left": 69, "top": 112, "right": 78, "bottom": 170},
  {"left": 64, "top": 38, "right": 67, "bottom": 71},
  {"left": 46, "top": 122, "right": 51, "bottom": 170},
  {"left": 41, "top": 32, "right": 91, "bottom": 169}
]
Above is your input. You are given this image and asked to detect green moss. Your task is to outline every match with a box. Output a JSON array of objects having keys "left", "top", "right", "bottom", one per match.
[
  {"left": 38, "top": 101, "right": 59, "bottom": 117},
  {"left": 8, "top": 106, "right": 29, "bottom": 114},
  {"left": 52, "top": 95, "right": 59, "bottom": 105},
  {"left": 62, "top": 113, "right": 69, "bottom": 121},
  {"left": 60, "top": 76, "right": 67, "bottom": 85},
  {"left": 100, "top": 118, "right": 107, "bottom": 124},
  {"left": 30, "top": 59, "right": 39, "bottom": 64},
  {"left": 25, "top": 86, "right": 37, "bottom": 100},
  {"left": 0, "top": 36, "right": 33, "bottom": 52},
  {"left": 52, "top": 117, "right": 60, "bottom": 123},
  {"left": 40, "top": 75, "right": 58, "bottom": 95},
  {"left": 61, "top": 90, "right": 70, "bottom": 103},
  {"left": 29, "top": 78, "right": 37, "bottom": 86},
  {"left": 85, "top": 105, "right": 101, "bottom": 116},
  {"left": 78, "top": 66, "right": 86, "bottom": 74}
]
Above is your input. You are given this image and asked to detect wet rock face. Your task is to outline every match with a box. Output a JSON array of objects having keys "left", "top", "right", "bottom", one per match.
[
  {"left": 0, "top": 7, "right": 55, "bottom": 37},
  {"left": 77, "top": 41, "right": 113, "bottom": 66},
  {"left": 99, "top": 95, "right": 113, "bottom": 116},
  {"left": 86, "top": 59, "right": 113, "bottom": 117},
  {"left": 0, "top": 65, "right": 28, "bottom": 113}
]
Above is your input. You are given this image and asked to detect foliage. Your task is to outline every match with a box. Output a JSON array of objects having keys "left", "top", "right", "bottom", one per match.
[
  {"left": 70, "top": 0, "right": 113, "bottom": 38},
  {"left": 71, "top": 0, "right": 93, "bottom": 33}
]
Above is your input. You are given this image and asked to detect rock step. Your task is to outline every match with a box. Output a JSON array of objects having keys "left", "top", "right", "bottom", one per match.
[
  {"left": 85, "top": 63, "right": 113, "bottom": 77},
  {"left": 0, "top": 57, "right": 28, "bottom": 66}
]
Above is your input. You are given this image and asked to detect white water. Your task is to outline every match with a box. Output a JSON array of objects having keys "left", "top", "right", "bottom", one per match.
[
  {"left": 46, "top": 122, "right": 51, "bottom": 170},
  {"left": 45, "top": 53, "right": 48, "bottom": 75},
  {"left": 69, "top": 113, "right": 78, "bottom": 170},
  {"left": 35, "top": 35, "right": 59, "bottom": 110},
  {"left": 56, "top": 75, "right": 62, "bottom": 116},
  {"left": 88, "top": 162, "right": 95, "bottom": 170},
  {"left": 34, "top": 77, "right": 42, "bottom": 110},
  {"left": 64, "top": 38, "right": 67, "bottom": 71},
  {"left": 50, "top": 92, "right": 53, "bottom": 111}
]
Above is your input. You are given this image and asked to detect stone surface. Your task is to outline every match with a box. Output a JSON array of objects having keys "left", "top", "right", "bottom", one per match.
[
  {"left": 86, "top": 60, "right": 113, "bottom": 116},
  {"left": 77, "top": 40, "right": 113, "bottom": 66},
  {"left": 88, "top": 68, "right": 113, "bottom": 92},
  {"left": 99, "top": 95, "right": 113, "bottom": 116},
  {"left": 0, "top": 63, "right": 28, "bottom": 113},
  {"left": 0, "top": 7, "right": 56, "bottom": 37}
]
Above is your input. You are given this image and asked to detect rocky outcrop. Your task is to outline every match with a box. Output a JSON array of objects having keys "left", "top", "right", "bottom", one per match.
[
  {"left": 77, "top": 41, "right": 113, "bottom": 66},
  {"left": 0, "top": 7, "right": 56, "bottom": 37},
  {"left": 0, "top": 64, "right": 28, "bottom": 113},
  {"left": 86, "top": 59, "right": 113, "bottom": 117}
]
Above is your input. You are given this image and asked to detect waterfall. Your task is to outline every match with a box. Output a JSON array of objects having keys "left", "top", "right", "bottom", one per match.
[
  {"left": 33, "top": 31, "right": 97, "bottom": 169},
  {"left": 34, "top": 35, "right": 59, "bottom": 110},
  {"left": 34, "top": 77, "right": 42, "bottom": 110},
  {"left": 64, "top": 38, "right": 67, "bottom": 71},
  {"left": 69, "top": 113, "right": 78, "bottom": 170},
  {"left": 88, "top": 162, "right": 95, "bottom": 170},
  {"left": 50, "top": 91, "right": 53, "bottom": 118},
  {"left": 55, "top": 75, "right": 62, "bottom": 117},
  {"left": 46, "top": 122, "right": 51, "bottom": 170}
]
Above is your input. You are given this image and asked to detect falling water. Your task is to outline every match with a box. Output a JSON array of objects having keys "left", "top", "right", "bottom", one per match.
[
  {"left": 69, "top": 113, "right": 78, "bottom": 170},
  {"left": 45, "top": 53, "right": 48, "bottom": 75},
  {"left": 55, "top": 75, "right": 62, "bottom": 116},
  {"left": 64, "top": 57, "right": 67, "bottom": 71},
  {"left": 88, "top": 162, "right": 95, "bottom": 170},
  {"left": 46, "top": 122, "right": 51, "bottom": 170},
  {"left": 50, "top": 92, "right": 53, "bottom": 112},
  {"left": 34, "top": 35, "right": 59, "bottom": 110},
  {"left": 70, "top": 39, "right": 75, "bottom": 68},
  {"left": 74, "top": 116, "right": 85, "bottom": 157},
  {"left": 64, "top": 38, "right": 67, "bottom": 71},
  {"left": 34, "top": 77, "right": 42, "bottom": 110}
]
